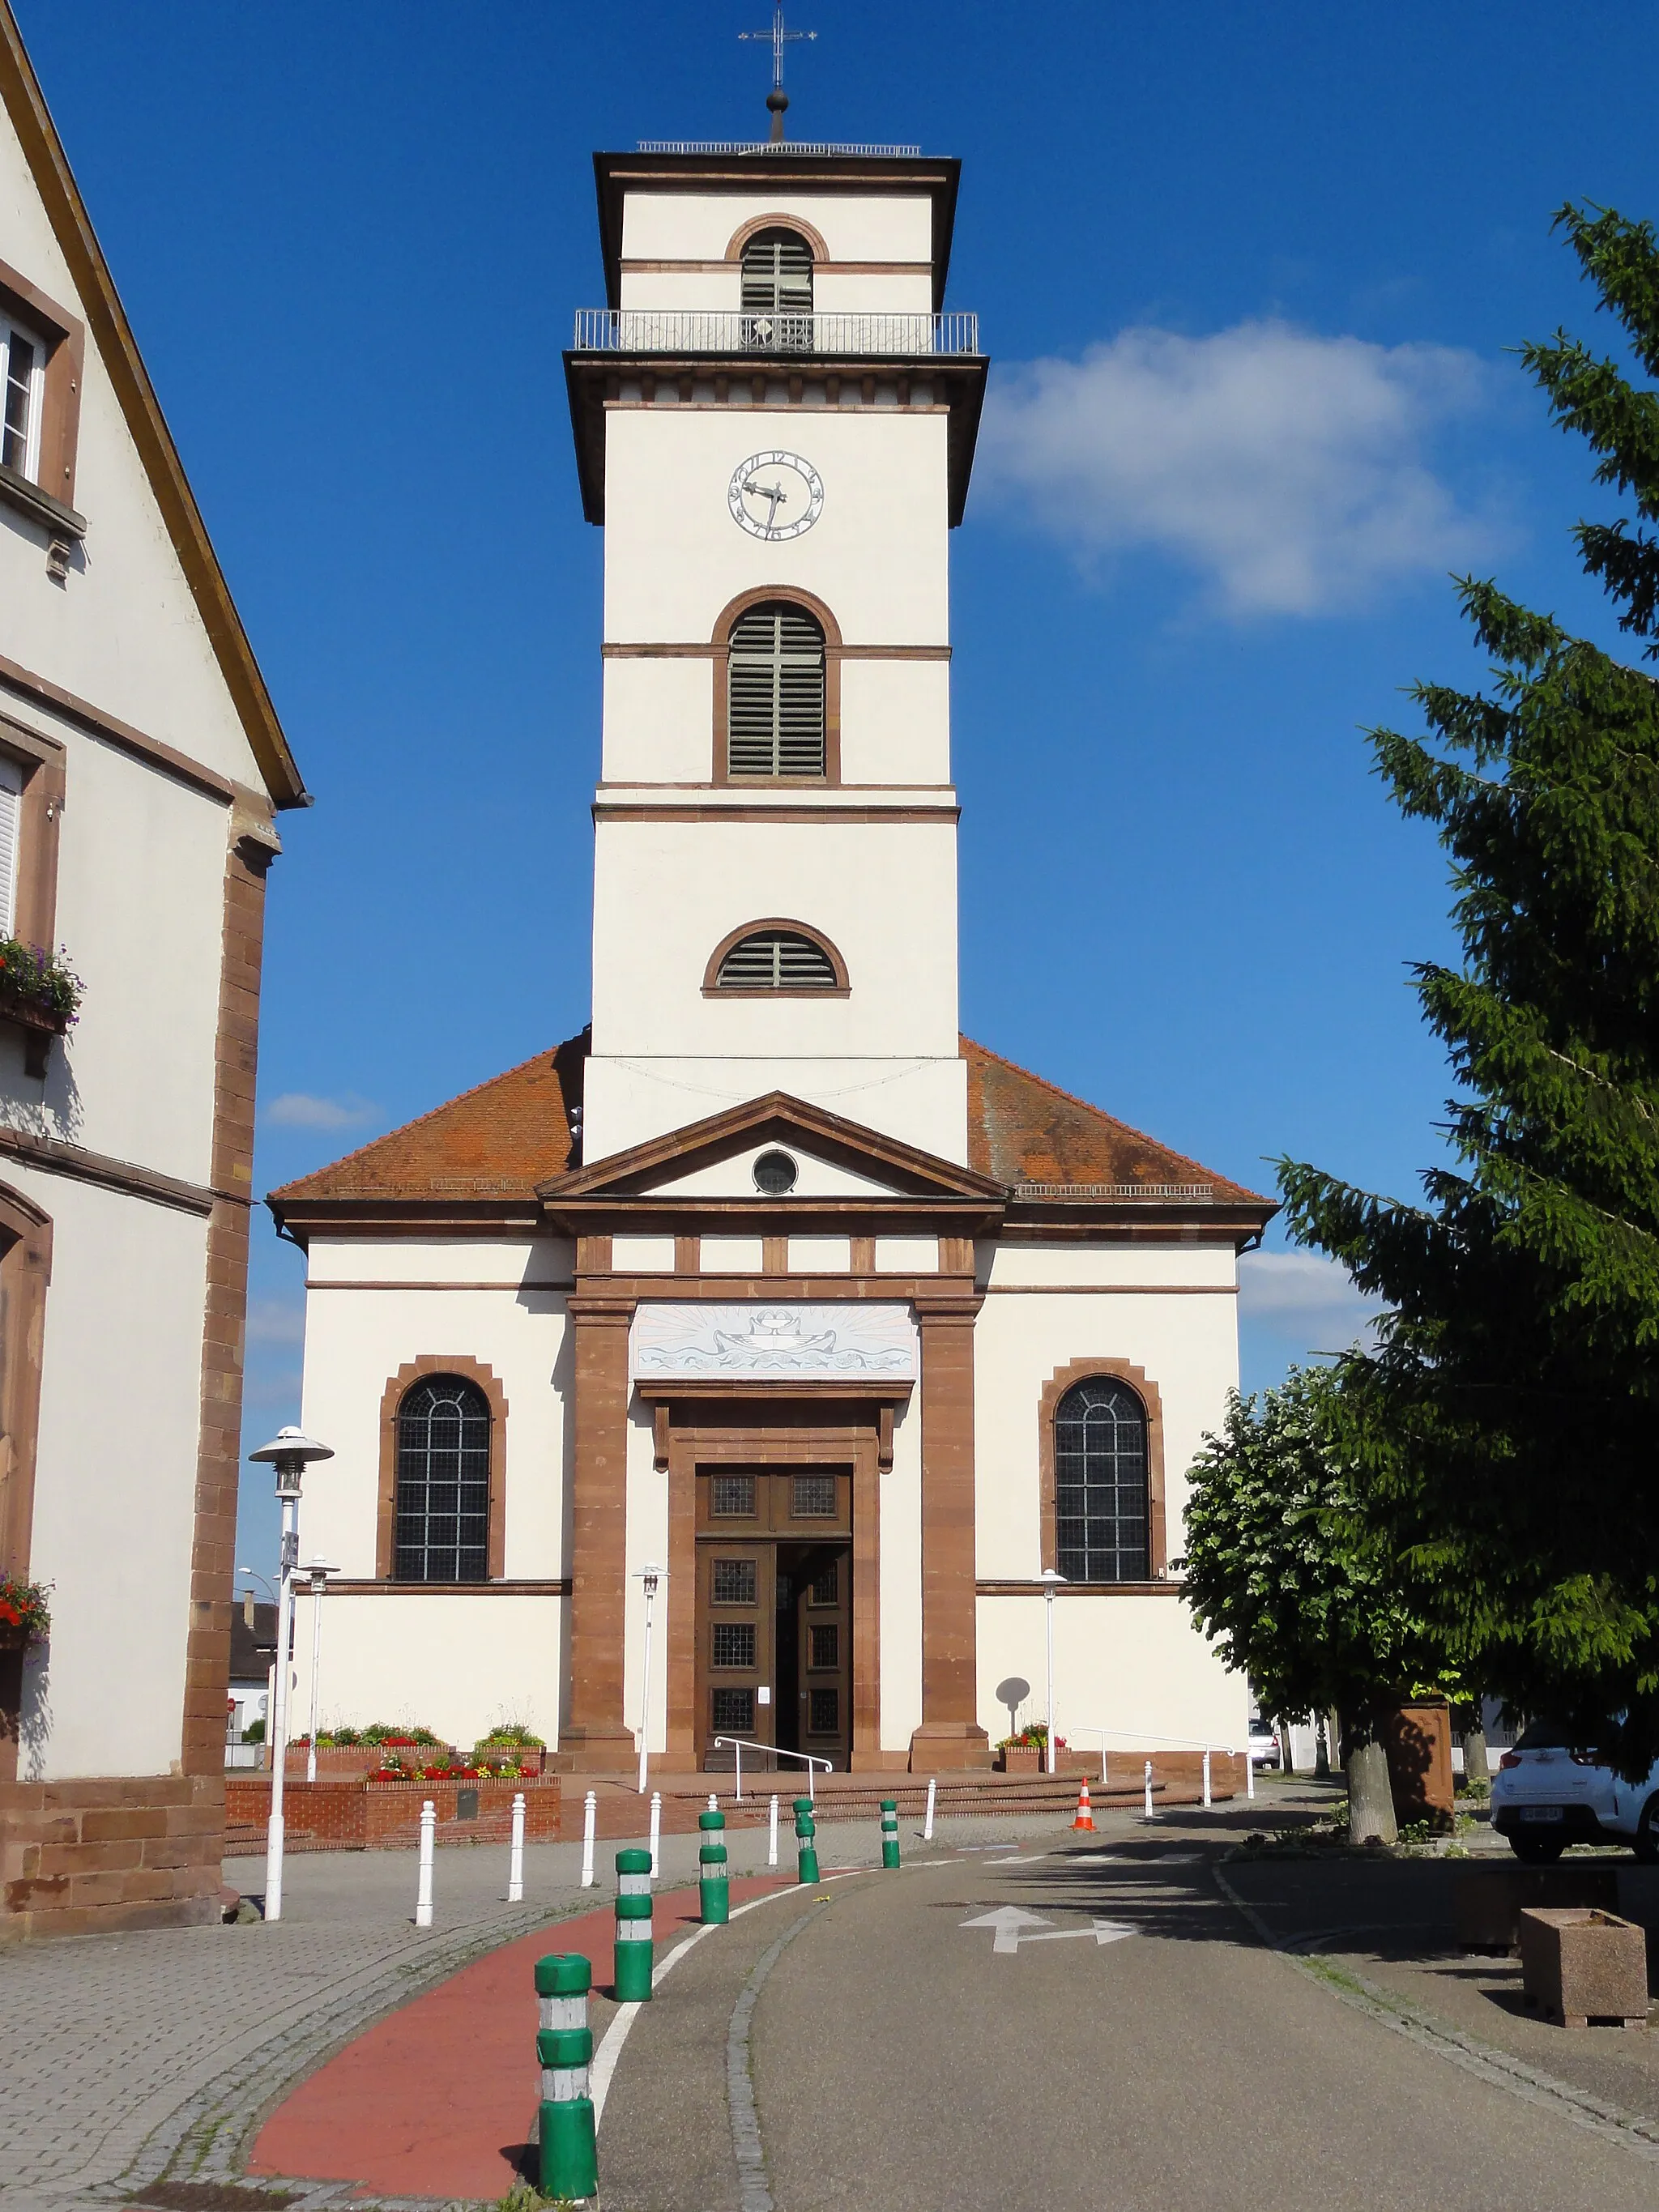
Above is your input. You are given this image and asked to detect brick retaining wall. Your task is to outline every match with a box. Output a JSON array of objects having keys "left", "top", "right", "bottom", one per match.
[
  {"left": 224, "top": 1776, "right": 563, "bottom": 1852},
  {"left": 0, "top": 1774, "right": 225, "bottom": 1942}
]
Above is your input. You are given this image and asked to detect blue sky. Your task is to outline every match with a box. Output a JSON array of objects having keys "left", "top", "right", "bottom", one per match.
[{"left": 14, "top": 2, "right": 1657, "bottom": 1577}]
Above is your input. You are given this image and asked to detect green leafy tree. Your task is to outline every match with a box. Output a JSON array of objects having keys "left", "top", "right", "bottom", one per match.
[
  {"left": 1181, "top": 1367, "right": 1452, "bottom": 1841},
  {"left": 1278, "top": 206, "right": 1659, "bottom": 1772}
]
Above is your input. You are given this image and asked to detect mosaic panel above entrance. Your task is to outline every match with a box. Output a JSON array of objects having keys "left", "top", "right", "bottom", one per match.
[{"left": 629, "top": 1302, "right": 918, "bottom": 1380}]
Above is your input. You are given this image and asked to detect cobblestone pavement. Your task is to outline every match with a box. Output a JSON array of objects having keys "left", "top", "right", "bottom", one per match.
[{"left": 0, "top": 1808, "right": 1075, "bottom": 2212}]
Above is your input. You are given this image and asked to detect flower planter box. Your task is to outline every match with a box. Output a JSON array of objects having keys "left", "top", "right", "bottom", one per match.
[
  {"left": 0, "top": 1619, "right": 28, "bottom": 1652},
  {"left": 998, "top": 1746, "right": 1042, "bottom": 1775},
  {"left": 1520, "top": 1906, "right": 1649, "bottom": 2029},
  {"left": 1455, "top": 1863, "right": 1619, "bottom": 1954},
  {"left": 224, "top": 1775, "right": 562, "bottom": 1852},
  {"left": 0, "top": 990, "right": 70, "bottom": 1077},
  {"left": 477, "top": 1741, "right": 544, "bottom": 1775}
]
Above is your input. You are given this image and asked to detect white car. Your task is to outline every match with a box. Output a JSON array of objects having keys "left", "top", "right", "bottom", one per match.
[
  {"left": 1491, "top": 1718, "right": 1659, "bottom": 1861},
  {"left": 1247, "top": 1716, "right": 1282, "bottom": 1769}
]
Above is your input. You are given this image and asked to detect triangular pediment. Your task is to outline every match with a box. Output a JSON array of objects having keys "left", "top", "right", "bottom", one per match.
[{"left": 538, "top": 1091, "right": 1006, "bottom": 1208}]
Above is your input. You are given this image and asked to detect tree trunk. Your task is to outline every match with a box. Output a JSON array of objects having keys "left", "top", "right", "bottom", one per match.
[
  {"left": 1463, "top": 1726, "right": 1491, "bottom": 1791},
  {"left": 1346, "top": 1732, "right": 1397, "bottom": 1845}
]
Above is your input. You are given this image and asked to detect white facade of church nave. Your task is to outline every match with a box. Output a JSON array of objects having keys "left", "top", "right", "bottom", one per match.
[{"left": 290, "top": 150, "right": 1256, "bottom": 1764}]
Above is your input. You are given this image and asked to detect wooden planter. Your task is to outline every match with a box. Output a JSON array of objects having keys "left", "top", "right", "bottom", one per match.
[
  {"left": 0, "top": 990, "right": 71, "bottom": 1078},
  {"left": 998, "top": 1745, "right": 1042, "bottom": 1775},
  {"left": 1520, "top": 1907, "right": 1649, "bottom": 2029}
]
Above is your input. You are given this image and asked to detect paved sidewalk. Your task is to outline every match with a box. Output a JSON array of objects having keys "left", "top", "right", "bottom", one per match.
[{"left": 0, "top": 1807, "right": 1068, "bottom": 2212}]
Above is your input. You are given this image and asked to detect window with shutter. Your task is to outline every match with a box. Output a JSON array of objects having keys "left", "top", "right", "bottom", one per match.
[
  {"left": 727, "top": 601, "right": 825, "bottom": 778},
  {"left": 0, "top": 757, "right": 24, "bottom": 942},
  {"left": 740, "top": 228, "right": 814, "bottom": 349},
  {"left": 714, "top": 927, "right": 840, "bottom": 991}
]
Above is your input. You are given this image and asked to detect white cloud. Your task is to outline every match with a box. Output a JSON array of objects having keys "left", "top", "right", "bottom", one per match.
[
  {"left": 1239, "top": 1247, "right": 1380, "bottom": 1332},
  {"left": 263, "top": 1090, "right": 378, "bottom": 1131},
  {"left": 979, "top": 318, "right": 1495, "bottom": 616}
]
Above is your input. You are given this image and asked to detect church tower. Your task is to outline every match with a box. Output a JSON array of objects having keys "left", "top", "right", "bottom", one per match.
[{"left": 566, "top": 139, "right": 986, "bottom": 1165}]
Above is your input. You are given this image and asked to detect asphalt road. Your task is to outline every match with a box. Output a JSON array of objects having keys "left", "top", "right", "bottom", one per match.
[{"left": 597, "top": 1835, "right": 1659, "bottom": 2212}]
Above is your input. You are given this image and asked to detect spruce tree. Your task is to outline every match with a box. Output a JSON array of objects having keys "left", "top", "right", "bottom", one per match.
[{"left": 1278, "top": 207, "right": 1659, "bottom": 1769}]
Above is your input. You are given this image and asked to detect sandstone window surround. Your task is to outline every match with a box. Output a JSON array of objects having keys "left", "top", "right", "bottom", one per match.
[
  {"left": 0, "top": 259, "right": 86, "bottom": 582},
  {"left": 0, "top": 714, "right": 63, "bottom": 1077},
  {"left": 0, "top": 1180, "right": 53, "bottom": 1784}
]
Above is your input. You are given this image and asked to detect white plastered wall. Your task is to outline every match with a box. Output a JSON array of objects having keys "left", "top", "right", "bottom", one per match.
[
  {"left": 288, "top": 1589, "right": 565, "bottom": 1753},
  {"left": 619, "top": 189, "right": 935, "bottom": 269},
  {"left": 970, "top": 1241, "right": 1247, "bottom": 1750},
  {"left": 582, "top": 1055, "right": 970, "bottom": 1166},
  {"left": 603, "top": 409, "right": 949, "bottom": 647},
  {"left": 17, "top": 1168, "right": 210, "bottom": 1778}
]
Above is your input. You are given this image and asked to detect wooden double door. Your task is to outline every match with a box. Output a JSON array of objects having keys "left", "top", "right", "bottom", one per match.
[{"left": 695, "top": 1466, "right": 852, "bottom": 1771}]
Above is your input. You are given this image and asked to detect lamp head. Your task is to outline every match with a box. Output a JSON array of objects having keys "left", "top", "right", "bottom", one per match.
[{"left": 249, "top": 1425, "right": 334, "bottom": 1500}]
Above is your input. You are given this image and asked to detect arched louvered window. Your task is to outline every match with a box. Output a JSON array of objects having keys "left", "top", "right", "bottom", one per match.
[
  {"left": 741, "top": 227, "right": 814, "bottom": 347},
  {"left": 1054, "top": 1379, "right": 1149, "bottom": 1582},
  {"left": 727, "top": 601, "right": 826, "bottom": 779},
  {"left": 394, "top": 1375, "right": 492, "bottom": 1582},
  {"left": 712, "top": 926, "right": 842, "bottom": 991}
]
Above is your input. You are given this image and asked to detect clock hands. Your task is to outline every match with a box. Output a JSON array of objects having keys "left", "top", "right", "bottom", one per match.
[{"left": 743, "top": 474, "right": 791, "bottom": 528}]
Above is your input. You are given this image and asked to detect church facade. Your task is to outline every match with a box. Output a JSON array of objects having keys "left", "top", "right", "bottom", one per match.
[{"left": 272, "top": 140, "right": 1273, "bottom": 1772}]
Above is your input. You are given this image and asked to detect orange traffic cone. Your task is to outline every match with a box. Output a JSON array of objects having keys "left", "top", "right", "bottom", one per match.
[{"left": 1071, "top": 1778, "right": 1096, "bottom": 1831}]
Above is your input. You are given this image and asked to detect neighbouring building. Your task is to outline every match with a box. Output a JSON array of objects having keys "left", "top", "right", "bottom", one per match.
[
  {"left": 271, "top": 121, "right": 1273, "bottom": 1774},
  {"left": 0, "top": 5, "right": 306, "bottom": 1937}
]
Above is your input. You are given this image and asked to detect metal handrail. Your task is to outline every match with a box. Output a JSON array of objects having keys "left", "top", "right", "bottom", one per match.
[
  {"left": 1071, "top": 1724, "right": 1256, "bottom": 1802},
  {"left": 712, "top": 1736, "right": 834, "bottom": 1802},
  {"left": 636, "top": 139, "right": 923, "bottom": 158},
  {"left": 572, "top": 309, "right": 979, "bottom": 358}
]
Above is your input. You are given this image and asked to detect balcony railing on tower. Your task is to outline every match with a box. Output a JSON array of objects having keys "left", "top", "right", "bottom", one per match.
[{"left": 572, "top": 309, "right": 981, "bottom": 357}]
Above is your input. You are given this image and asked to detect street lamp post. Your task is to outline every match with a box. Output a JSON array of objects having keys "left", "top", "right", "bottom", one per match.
[
  {"left": 301, "top": 1558, "right": 340, "bottom": 1782},
  {"left": 1038, "top": 1569, "right": 1066, "bottom": 1775},
  {"left": 633, "top": 1563, "right": 667, "bottom": 1796},
  {"left": 248, "top": 1427, "right": 334, "bottom": 1923}
]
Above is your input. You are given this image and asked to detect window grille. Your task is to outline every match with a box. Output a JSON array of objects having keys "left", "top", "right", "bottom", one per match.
[
  {"left": 1, "top": 321, "right": 41, "bottom": 481},
  {"left": 711, "top": 1473, "right": 757, "bottom": 1516},
  {"left": 394, "top": 1375, "right": 492, "bottom": 1583},
  {"left": 740, "top": 227, "right": 814, "bottom": 349},
  {"left": 716, "top": 929, "right": 838, "bottom": 990},
  {"left": 808, "top": 1558, "right": 838, "bottom": 1605},
  {"left": 808, "top": 1624, "right": 839, "bottom": 1669},
  {"left": 712, "top": 1622, "right": 757, "bottom": 1669},
  {"left": 808, "top": 1688, "right": 839, "bottom": 1734},
  {"left": 727, "top": 602, "right": 826, "bottom": 778},
  {"left": 792, "top": 1474, "right": 837, "bottom": 1518},
  {"left": 1054, "top": 1380, "right": 1149, "bottom": 1583},
  {"left": 713, "top": 1558, "right": 757, "bottom": 1605},
  {"left": 712, "top": 1687, "right": 754, "bottom": 1733}
]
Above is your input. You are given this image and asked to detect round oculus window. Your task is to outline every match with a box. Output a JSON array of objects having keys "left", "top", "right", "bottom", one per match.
[{"left": 753, "top": 1149, "right": 799, "bottom": 1196}]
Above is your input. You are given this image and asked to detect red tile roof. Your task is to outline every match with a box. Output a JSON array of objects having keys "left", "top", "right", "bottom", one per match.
[{"left": 269, "top": 1029, "right": 1267, "bottom": 1207}]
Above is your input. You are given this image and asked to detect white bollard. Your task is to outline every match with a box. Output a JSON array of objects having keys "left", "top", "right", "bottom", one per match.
[
  {"left": 1143, "top": 1759, "right": 1154, "bottom": 1822},
  {"left": 768, "top": 1792, "right": 779, "bottom": 1867},
  {"left": 580, "top": 1788, "right": 597, "bottom": 1888},
  {"left": 508, "top": 1791, "right": 526, "bottom": 1902},
  {"left": 649, "top": 1789, "right": 662, "bottom": 1882},
  {"left": 416, "top": 1798, "right": 436, "bottom": 1926},
  {"left": 1202, "top": 1750, "right": 1212, "bottom": 1809},
  {"left": 923, "top": 1776, "right": 936, "bottom": 1842},
  {"left": 708, "top": 1792, "right": 719, "bottom": 1812},
  {"left": 1246, "top": 1748, "right": 1256, "bottom": 1802}
]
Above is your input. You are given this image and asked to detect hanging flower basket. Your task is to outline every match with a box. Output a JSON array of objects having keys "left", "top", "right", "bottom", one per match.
[
  {"left": 0, "top": 942, "right": 81, "bottom": 1077},
  {"left": 0, "top": 1574, "right": 51, "bottom": 1648}
]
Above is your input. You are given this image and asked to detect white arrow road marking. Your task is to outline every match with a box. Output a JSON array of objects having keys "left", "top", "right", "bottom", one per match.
[
  {"left": 960, "top": 1906, "right": 1137, "bottom": 1954},
  {"left": 988, "top": 1853, "right": 1049, "bottom": 1865}
]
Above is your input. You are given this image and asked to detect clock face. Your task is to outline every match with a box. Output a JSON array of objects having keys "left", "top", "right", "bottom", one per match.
[{"left": 728, "top": 450, "right": 825, "bottom": 542}]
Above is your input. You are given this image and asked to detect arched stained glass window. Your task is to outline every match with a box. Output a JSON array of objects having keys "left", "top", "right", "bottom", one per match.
[
  {"left": 1054, "top": 1379, "right": 1149, "bottom": 1583},
  {"left": 394, "top": 1375, "right": 492, "bottom": 1583}
]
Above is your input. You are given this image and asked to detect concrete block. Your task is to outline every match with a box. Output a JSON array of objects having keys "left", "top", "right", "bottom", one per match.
[{"left": 1520, "top": 1907, "right": 1649, "bottom": 2029}]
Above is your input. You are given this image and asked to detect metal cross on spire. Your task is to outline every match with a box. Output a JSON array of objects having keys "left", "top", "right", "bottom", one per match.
[{"left": 740, "top": 2, "right": 817, "bottom": 143}]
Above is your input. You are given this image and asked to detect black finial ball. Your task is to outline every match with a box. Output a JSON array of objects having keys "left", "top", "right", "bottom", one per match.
[{"left": 767, "top": 87, "right": 789, "bottom": 113}]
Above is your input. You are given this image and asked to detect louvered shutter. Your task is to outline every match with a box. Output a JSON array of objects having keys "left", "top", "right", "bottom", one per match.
[
  {"left": 0, "top": 757, "right": 24, "bottom": 941},
  {"left": 740, "top": 229, "right": 814, "bottom": 348},
  {"left": 715, "top": 929, "right": 838, "bottom": 990},
  {"left": 727, "top": 603, "right": 825, "bottom": 779}
]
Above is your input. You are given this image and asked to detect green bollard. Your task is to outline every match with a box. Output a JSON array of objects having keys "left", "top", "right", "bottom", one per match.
[
  {"left": 699, "top": 1807, "right": 730, "bottom": 1924},
  {"left": 794, "top": 1795, "right": 820, "bottom": 1886},
  {"left": 881, "top": 1798, "right": 900, "bottom": 1870},
  {"left": 612, "top": 1847, "right": 654, "bottom": 2002},
  {"left": 535, "top": 1953, "right": 598, "bottom": 2202}
]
